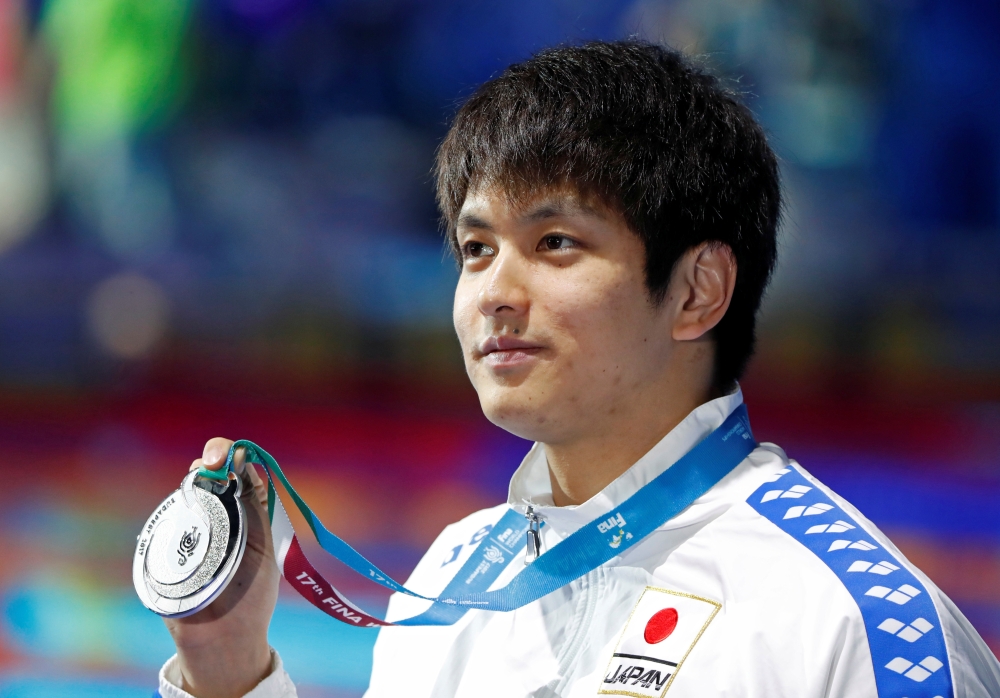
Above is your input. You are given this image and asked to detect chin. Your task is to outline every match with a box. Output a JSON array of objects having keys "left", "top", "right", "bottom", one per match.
[{"left": 476, "top": 385, "right": 556, "bottom": 443}]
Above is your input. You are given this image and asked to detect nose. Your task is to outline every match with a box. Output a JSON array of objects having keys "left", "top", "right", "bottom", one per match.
[{"left": 477, "top": 247, "right": 528, "bottom": 321}]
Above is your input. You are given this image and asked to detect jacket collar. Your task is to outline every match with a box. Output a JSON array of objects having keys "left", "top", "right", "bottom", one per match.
[{"left": 506, "top": 387, "right": 745, "bottom": 536}]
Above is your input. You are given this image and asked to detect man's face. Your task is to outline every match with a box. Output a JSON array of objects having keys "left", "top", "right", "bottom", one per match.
[{"left": 453, "top": 187, "right": 679, "bottom": 445}]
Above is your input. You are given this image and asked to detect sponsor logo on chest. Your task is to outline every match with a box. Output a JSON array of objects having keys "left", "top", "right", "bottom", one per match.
[{"left": 599, "top": 587, "right": 720, "bottom": 698}]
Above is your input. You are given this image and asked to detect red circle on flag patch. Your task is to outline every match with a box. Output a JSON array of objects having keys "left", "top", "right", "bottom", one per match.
[{"left": 644, "top": 608, "right": 678, "bottom": 644}]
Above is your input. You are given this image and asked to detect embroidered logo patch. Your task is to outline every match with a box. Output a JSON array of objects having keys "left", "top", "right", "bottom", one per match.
[{"left": 599, "top": 587, "right": 720, "bottom": 698}]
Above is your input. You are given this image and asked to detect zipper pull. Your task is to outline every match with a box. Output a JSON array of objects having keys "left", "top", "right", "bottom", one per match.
[{"left": 525, "top": 506, "right": 542, "bottom": 565}]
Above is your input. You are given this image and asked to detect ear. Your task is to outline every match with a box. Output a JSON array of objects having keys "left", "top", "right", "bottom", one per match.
[{"left": 670, "top": 242, "right": 737, "bottom": 342}]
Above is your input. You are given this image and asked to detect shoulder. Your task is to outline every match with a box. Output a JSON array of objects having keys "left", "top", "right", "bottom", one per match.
[{"left": 733, "top": 451, "right": 1000, "bottom": 697}]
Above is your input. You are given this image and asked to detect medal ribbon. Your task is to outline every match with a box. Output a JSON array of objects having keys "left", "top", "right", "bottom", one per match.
[{"left": 205, "top": 404, "right": 756, "bottom": 627}]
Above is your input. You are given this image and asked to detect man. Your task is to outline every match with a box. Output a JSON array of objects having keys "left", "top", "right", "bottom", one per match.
[{"left": 158, "top": 40, "right": 1000, "bottom": 697}]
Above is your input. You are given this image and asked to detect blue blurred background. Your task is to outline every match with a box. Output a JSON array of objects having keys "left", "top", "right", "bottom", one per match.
[{"left": 1, "top": 0, "right": 999, "bottom": 695}]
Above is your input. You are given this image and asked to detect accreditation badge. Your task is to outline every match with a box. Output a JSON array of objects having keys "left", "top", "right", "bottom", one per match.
[
  {"left": 133, "top": 470, "right": 247, "bottom": 617},
  {"left": 599, "top": 587, "right": 720, "bottom": 698}
]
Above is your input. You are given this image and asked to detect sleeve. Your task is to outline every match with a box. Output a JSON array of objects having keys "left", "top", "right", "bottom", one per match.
[
  {"left": 158, "top": 648, "right": 298, "bottom": 698},
  {"left": 934, "top": 589, "right": 1000, "bottom": 698}
]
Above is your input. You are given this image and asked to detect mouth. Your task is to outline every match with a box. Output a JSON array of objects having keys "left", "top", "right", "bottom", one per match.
[{"left": 477, "top": 335, "right": 544, "bottom": 368}]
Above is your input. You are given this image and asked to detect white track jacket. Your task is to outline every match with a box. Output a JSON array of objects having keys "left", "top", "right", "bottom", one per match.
[{"left": 159, "top": 389, "right": 1000, "bottom": 698}]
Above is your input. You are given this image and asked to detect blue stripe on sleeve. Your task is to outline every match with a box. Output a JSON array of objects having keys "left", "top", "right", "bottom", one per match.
[{"left": 747, "top": 465, "right": 954, "bottom": 698}]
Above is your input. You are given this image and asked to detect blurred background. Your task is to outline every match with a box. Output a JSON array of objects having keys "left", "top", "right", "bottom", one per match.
[{"left": 0, "top": 0, "right": 999, "bottom": 695}]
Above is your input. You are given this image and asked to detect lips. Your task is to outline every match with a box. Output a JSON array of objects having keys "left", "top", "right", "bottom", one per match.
[
  {"left": 478, "top": 335, "right": 544, "bottom": 367},
  {"left": 479, "top": 335, "right": 542, "bottom": 355}
]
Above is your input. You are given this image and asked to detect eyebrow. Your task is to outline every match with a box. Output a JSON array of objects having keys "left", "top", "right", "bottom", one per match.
[
  {"left": 521, "top": 199, "right": 602, "bottom": 224},
  {"left": 456, "top": 213, "right": 494, "bottom": 231},
  {"left": 456, "top": 197, "right": 603, "bottom": 232},
  {"left": 521, "top": 202, "right": 567, "bottom": 223}
]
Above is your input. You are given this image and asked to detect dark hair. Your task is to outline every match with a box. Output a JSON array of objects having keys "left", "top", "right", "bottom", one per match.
[{"left": 435, "top": 39, "right": 781, "bottom": 391}]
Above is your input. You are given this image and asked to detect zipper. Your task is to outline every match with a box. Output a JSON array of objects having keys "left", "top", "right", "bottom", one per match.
[{"left": 525, "top": 506, "right": 543, "bottom": 565}]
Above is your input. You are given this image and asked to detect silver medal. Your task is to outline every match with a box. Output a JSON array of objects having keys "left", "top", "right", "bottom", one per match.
[{"left": 133, "top": 470, "right": 247, "bottom": 617}]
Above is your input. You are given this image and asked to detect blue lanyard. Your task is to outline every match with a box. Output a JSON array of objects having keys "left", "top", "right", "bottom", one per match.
[{"left": 222, "top": 404, "right": 756, "bottom": 626}]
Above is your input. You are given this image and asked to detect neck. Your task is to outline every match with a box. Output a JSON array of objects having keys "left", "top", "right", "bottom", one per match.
[{"left": 543, "top": 384, "right": 714, "bottom": 507}]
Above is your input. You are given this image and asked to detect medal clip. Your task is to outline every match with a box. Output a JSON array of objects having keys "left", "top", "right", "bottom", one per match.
[{"left": 524, "top": 506, "right": 542, "bottom": 565}]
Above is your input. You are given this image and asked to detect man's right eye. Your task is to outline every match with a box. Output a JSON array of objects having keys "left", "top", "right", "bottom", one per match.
[{"left": 462, "top": 241, "right": 495, "bottom": 260}]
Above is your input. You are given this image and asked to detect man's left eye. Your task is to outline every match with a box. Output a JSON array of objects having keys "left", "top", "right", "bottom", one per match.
[{"left": 540, "top": 235, "right": 576, "bottom": 250}]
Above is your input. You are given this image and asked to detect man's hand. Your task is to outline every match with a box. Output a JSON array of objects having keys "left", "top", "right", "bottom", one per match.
[{"left": 163, "top": 438, "right": 281, "bottom": 698}]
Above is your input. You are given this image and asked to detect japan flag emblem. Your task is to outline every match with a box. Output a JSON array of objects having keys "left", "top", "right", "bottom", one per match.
[
  {"left": 644, "top": 608, "right": 678, "bottom": 644},
  {"left": 600, "top": 587, "right": 720, "bottom": 697}
]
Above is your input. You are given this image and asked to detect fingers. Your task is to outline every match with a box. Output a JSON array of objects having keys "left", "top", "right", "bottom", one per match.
[
  {"left": 245, "top": 461, "right": 269, "bottom": 509},
  {"left": 202, "top": 438, "right": 236, "bottom": 472},
  {"left": 188, "top": 437, "right": 243, "bottom": 478},
  {"left": 189, "top": 437, "right": 266, "bottom": 509}
]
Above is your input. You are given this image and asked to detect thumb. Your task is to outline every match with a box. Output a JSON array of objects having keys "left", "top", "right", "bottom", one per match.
[{"left": 202, "top": 437, "right": 237, "bottom": 473}]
